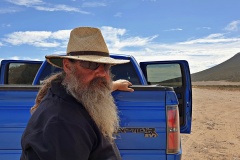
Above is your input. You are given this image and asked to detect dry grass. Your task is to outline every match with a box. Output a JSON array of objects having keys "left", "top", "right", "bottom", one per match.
[
  {"left": 192, "top": 81, "right": 240, "bottom": 91},
  {"left": 193, "top": 85, "right": 240, "bottom": 91}
]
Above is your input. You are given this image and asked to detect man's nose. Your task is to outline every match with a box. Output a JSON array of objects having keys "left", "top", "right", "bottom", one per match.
[{"left": 95, "top": 64, "right": 108, "bottom": 77}]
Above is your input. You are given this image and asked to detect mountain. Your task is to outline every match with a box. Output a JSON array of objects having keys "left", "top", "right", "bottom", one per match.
[{"left": 191, "top": 52, "right": 240, "bottom": 82}]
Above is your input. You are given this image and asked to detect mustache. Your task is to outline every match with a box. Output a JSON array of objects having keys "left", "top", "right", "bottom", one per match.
[{"left": 89, "top": 77, "right": 112, "bottom": 90}]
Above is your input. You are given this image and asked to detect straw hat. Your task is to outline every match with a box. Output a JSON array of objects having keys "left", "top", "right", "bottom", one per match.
[{"left": 45, "top": 27, "right": 129, "bottom": 68}]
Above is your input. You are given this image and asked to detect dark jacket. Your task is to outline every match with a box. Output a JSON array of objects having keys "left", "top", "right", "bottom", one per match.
[{"left": 21, "top": 80, "right": 121, "bottom": 160}]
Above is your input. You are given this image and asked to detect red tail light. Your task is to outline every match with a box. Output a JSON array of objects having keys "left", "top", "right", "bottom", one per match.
[{"left": 167, "top": 105, "right": 180, "bottom": 154}]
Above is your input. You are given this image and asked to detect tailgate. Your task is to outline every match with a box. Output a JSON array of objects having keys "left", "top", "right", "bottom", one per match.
[{"left": 113, "top": 86, "right": 178, "bottom": 158}]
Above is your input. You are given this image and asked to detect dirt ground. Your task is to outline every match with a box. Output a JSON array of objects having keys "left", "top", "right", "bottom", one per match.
[{"left": 181, "top": 83, "right": 240, "bottom": 160}]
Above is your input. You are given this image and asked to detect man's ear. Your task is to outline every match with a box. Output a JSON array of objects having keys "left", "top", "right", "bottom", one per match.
[{"left": 62, "top": 59, "right": 72, "bottom": 73}]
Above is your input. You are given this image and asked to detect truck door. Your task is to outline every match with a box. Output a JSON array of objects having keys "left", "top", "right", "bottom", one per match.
[
  {"left": 140, "top": 60, "right": 192, "bottom": 133},
  {"left": 0, "top": 60, "right": 42, "bottom": 85}
]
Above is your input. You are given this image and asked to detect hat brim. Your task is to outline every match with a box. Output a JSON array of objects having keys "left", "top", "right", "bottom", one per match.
[{"left": 45, "top": 55, "right": 130, "bottom": 68}]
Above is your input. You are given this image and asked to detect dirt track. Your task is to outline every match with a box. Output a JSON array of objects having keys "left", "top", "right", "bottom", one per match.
[{"left": 181, "top": 87, "right": 240, "bottom": 160}]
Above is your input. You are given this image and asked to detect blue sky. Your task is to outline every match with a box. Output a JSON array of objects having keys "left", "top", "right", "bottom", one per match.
[{"left": 0, "top": 0, "right": 240, "bottom": 73}]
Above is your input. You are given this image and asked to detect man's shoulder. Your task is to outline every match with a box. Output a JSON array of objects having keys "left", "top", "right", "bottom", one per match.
[
  {"left": 26, "top": 100, "right": 97, "bottom": 137},
  {"left": 36, "top": 97, "right": 90, "bottom": 124}
]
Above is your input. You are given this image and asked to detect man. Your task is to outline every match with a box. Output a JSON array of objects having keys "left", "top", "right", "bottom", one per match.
[{"left": 21, "top": 27, "right": 131, "bottom": 160}]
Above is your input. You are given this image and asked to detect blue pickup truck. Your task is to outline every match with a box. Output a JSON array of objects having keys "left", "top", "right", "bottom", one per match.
[{"left": 0, "top": 54, "right": 192, "bottom": 160}]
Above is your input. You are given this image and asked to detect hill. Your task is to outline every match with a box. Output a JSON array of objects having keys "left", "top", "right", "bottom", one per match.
[{"left": 191, "top": 52, "right": 240, "bottom": 82}]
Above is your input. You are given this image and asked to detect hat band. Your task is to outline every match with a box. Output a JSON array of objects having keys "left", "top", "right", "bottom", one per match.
[{"left": 68, "top": 51, "right": 109, "bottom": 57}]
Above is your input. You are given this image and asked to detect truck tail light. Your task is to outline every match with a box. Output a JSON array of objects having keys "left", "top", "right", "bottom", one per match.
[{"left": 167, "top": 105, "right": 180, "bottom": 154}]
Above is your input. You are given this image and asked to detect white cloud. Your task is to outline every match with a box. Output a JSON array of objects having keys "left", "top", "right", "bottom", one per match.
[
  {"left": 22, "top": 57, "right": 41, "bottom": 61},
  {"left": 9, "top": 56, "right": 20, "bottom": 60},
  {"left": 6, "top": 0, "right": 43, "bottom": 6},
  {"left": 164, "top": 28, "right": 183, "bottom": 31},
  {"left": 6, "top": 0, "right": 89, "bottom": 13},
  {"left": 101, "top": 26, "right": 126, "bottom": 41},
  {"left": 3, "top": 30, "right": 71, "bottom": 48},
  {"left": 0, "top": 56, "right": 40, "bottom": 61},
  {"left": 225, "top": 20, "right": 240, "bottom": 31},
  {"left": 0, "top": 7, "right": 21, "bottom": 13},
  {"left": 34, "top": 5, "right": 89, "bottom": 14},
  {"left": 202, "top": 27, "right": 211, "bottom": 30},
  {"left": 100, "top": 26, "right": 158, "bottom": 52},
  {"left": 50, "top": 30, "right": 70, "bottom": 40},
  {"left": 196, "top": 27, "right": 211, "bottom": 30},
  {"left": 179, "top": 33, "right": 240, "bottom": 45},
  {"left": 81, "top": 2, "right": 106, "bottom": 8}
]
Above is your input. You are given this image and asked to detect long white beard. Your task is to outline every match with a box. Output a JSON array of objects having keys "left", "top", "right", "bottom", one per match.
[{"left": 62, "top": 69, "right": 119, "bottom": 141}]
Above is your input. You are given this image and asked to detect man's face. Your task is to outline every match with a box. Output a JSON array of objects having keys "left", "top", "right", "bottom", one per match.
[{"left": 67, "top": 59, "right": 112, "bottom": 88}]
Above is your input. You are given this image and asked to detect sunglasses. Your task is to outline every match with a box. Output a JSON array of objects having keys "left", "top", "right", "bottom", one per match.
[{"left": 78, "top": 61, "right": 112, "bottom": 71}]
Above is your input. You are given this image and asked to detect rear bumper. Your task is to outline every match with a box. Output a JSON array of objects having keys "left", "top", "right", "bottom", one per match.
[
  {"left": 167, "top": 151, "right": 182, "bottom": 160},
  {"left": 120, "top": 148, "right": 182, "bottom": 160}
]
